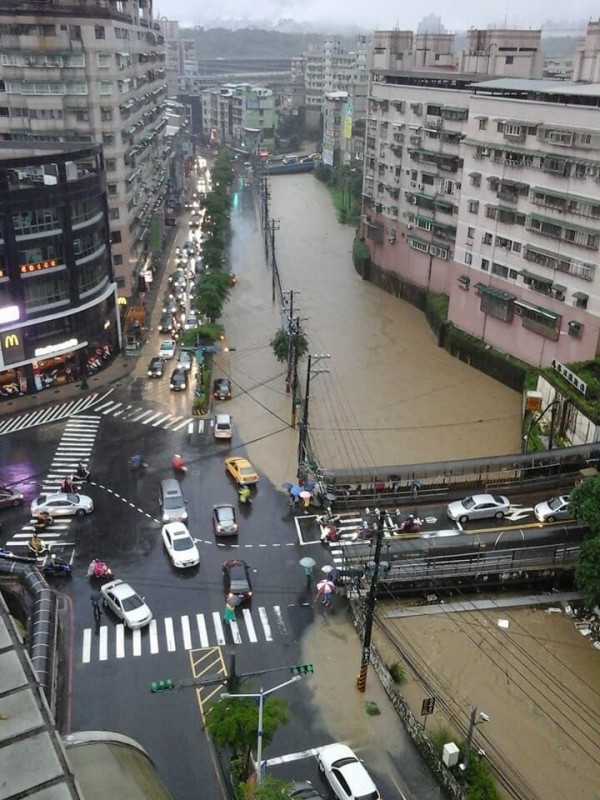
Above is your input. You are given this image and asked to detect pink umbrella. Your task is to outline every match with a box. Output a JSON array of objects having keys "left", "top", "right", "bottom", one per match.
[{"left": 316, "top": 579, "right": 335, "bottom": 598}]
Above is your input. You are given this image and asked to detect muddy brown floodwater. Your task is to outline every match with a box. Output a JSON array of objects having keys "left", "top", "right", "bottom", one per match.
[{"left": 223, "top": 173, "right": 522, "bottom": 480}]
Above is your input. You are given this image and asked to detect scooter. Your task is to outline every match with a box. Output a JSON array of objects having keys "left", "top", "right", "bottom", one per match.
[
  {"left": 87, "top": 559, "right": 113, "bottom": 580},
  {"left": 397, "top": 515, "right": 422, "bottom": 534},
  {"left": 41, "top": 556, "right": 72, "bottom": 578},
  {"left": 128, "top": 456, "right": 148, "bottom": 470},
  {"left": 316, "top": 507, "right": 341, "bottom": 527},
  {"left": 34, "top": 516, "right": 54, "bottom": 533},
  {"left": 28, "top": 540, "right": 49, "bottom": 557},
  {"left": 320, "top": 524, "right": 340, "bottom": 543},
  {"left": 172, "top": 456, "right": 188, "bottom": 474},
  {"left": 75, "top": 465, "right": 92, "bottom": 482},
  {"left": 238, "top": 488, "right": 252, "bottom": 506}
]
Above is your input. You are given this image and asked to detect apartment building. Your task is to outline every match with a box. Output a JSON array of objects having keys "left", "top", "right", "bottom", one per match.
[
  {"left": 0, "top": 143, "right": 118, "bottom": 397},
  {"left": 201, "top": 84, "right": 276, "bottom": 153},
  {"left": 0, "top": 0, "right": 168, "bottom": 294},
  {"left": 360, "top": 28, "right": 600, "bottom": 367}
]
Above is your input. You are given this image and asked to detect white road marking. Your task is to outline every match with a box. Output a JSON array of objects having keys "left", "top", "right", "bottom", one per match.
[
  {"left": 181, "top": 615, "right": 192, "bottom": 650},
  {"left": 130, "top": 409, "right": 154, "bottom": 423},
  {"left": 212, "top": 611, "right": 226, "bottom": 645},
  {"left": 198, "top": 420, "right": 205, "bottom": 434},
  {"left": 272, "top": 605, "right": 287, "bottom": 636},
  {"left": 229, "top": 619, "right": 242, "bottom": 644},
  {"left": 142, "top": 411, "right": 165, "bottom": 425},
  {"left": 133, "top": 628, "right": 142, "bottom": 656},
  {"left": 242, "top": 608, "right": 257, "bottom": 643},
  {"left": 196, "top": 613, "right": 209, "bottom": 647},
  {"left": 148, "top": 620, "right": 158, "bottom": 654},
  {"left": 258, "top": 607, "right": 273, "bottom": 641},
  {"left": 98, "top": 626, "right": 108, "bottom": 661},
  {"left": 171, "top": 418, "right": 192, "bottom": 431},
  {"left": 164, "top": 617, "right": 176, "bottom": 651},
  {"left": 152, "top": 413, "right": 173, "bottom": 427},
  {"left": 265, "top": 748, "right": 320, "bottom": 766},
  {"left": 82, "top": 628, "right": 92, "bottom": 664},
  {"left": 115, "top": 624, "right": 125, "bottom": 658}
]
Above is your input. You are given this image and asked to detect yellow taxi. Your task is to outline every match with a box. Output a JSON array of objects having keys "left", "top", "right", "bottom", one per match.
[{"left": 225, "top": 456, "right": 259, "bottom": 485}]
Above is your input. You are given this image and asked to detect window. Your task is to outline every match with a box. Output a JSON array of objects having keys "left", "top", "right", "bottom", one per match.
[
  {"left": 468, "top": 200, "right": 479, "bottom": 214},
  {"left": 23, "top": 272, "right": 69, "bottom": 309},
  {"left": 97, "top": 53, "right": 111, "bottom": 68},
  {"left": 107, "top": 184, "right": 117, "bottom": 197},
  {"left": 99, "top": 82, "right": 112, "bottom": 95},
  {"left": 478, "top": 118, "right": 487, "bottom": 131},
  {"left": 464, "top": 252, "right": 473, "bottom": 265},
  {"left": 113, "top": 254, "right": 123, "bottom": 266},
  {"left": 505, "top": 56, "right": 514, "bottom": 64},
  {"left": 102, "top": 133, "right": 115, "bottom": 146},
  {"left": 481, "top": 258, "right": 489, "bottom": 271},
  {"left": 69, "top": 25, "right": 81, "bottom": 39},
  {"left": 100, "top": 107, "right": 112, "bottom": 122},
  {"left": 111, "top": 230, "right": 122, "bottom": 244},
  {"left": 95, "top": 26, "right": 105, "bottom": 39},
  {"left": 470, "top": 173, "right": 481, "bottom": 187},
  {"left": 574, "top": 292, "right": 588, "bottom": 309},
  {"left": 482, "top": 232, "right": 492, "bottom": 245},
  {"left": 467, "top": 227, "right": 475, "bottom": 239},
  {"left": 105, "top": 159, "right": 116, "bottom": 172},
  {"left": 109, "top": 208, "right": 120, "bottom": 220},
  {"left": 512, "top": 241, "right": 522, "bottom": 253}
]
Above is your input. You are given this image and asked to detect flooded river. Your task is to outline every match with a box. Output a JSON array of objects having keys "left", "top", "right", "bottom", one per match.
[{"left": 222, "top": 173, "right": 522, "bottom": 482}]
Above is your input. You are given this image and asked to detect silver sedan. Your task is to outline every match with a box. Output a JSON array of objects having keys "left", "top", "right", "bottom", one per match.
[
  {"left": 447, "top": 493, "right": 510, "bottom": 524},
  {"left": 534, "top": 495, "right": 571, "bottom": 523},
  {"left": 31, "top": 492, "right": 94, "bottom": 517}
]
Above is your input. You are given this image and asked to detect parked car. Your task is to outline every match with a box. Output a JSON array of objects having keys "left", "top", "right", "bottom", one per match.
[
  {"left": 177, "top": 350, "right": 193, "bottom": 372},
  {"left": 31, "top": 492, "right": 94, "bottom": 517},
  {"left": 222, "top": 559, "right": 253, "bottom": 602},
  {"left": 159, "top": 339, "right": 176, "bottom": 360},
  {"left": 158, "top": 313, "right": 175, "bottom": 334},
  {"left": 213, "top": 504, "right": 238, "bottom": 536},
  {"left": 316, "top": 743, "right": 381, "bottom": 800},
  {"left": 213, "top": 378, "right": 232, "bottom": 400},
  {"left": 446, "top": 493, "right": 511, "bottom": 524},
  {"left": 0, "top": 486, "right": 24, "bottom": 509},
  {"left": 161, "top": 522, "right": 200, "bottom": 568},
  {"left": 100, "top": 579, "right": 153, "bottom": 630},
  {"left": 225, "top": 456, "right": 259, "bottom": 485},
  {"left": 147, "top": 357, "right": 165, "bottom": 378},
  {"left": 534, "top": 495, "right": 571, "bottom": 523},
  {"left": 169, "top": 368, "right": 188, "bottom": 392}
]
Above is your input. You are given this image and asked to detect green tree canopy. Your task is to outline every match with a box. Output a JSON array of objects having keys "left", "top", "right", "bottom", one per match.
[
  {"left": 270, "top": 328, "right": 308, "bottom": 363},
  {"left": 575, "top": 535, "right": 600, "bottom": 607},
  {"left": 569, "top": 476, "right": 600, "bottom": 536},
  {"left": 240, "top": 776, "right": 294, "bottom": 800}
]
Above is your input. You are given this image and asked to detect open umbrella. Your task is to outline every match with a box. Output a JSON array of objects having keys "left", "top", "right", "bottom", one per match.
[
  {"left": 316, "top": 579, "right": 335, "bottom": 597},
  {"left": 281, "top": 482, "right": 293, "bottom": 491},
  {"left": 321, "top": 565, "right": 334, "bottom": 574},
  {"left": 226, "top": 593, "right": 242, "bottom": 607},
  {"left": 299, "top": 556, "right": 316, "bottom": 569},
  {"left": 300, "top": 490, "right": 312, "bottom": 499},
  {"left": 290, "top": 485, "right": 302, "bottom": 496}
]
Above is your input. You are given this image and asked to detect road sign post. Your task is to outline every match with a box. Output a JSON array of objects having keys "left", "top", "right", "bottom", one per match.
[{"left": 421, "top": 696, "right": 436, "bottom": 729}]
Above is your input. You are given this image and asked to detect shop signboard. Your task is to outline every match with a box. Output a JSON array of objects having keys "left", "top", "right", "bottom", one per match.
[{"left": 1, "top": 330, "right": 25, "bottom": 367}]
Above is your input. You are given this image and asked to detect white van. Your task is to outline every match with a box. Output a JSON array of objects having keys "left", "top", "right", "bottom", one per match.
[{"left": 214, "top": 414, "right": 232, "bottom": 440}]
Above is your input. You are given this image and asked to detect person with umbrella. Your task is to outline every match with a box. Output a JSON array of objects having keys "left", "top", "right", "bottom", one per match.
[
  {"left": 316, "top": 578, "right": 335, "bottom": 607},
  {"left": 224, "top": 593, "right": 240, "bottom": 623}
]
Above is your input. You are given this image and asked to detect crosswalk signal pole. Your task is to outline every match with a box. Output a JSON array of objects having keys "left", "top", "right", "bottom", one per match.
[{"left": 356, "top": 511, "right": 384, "bottom": 693}]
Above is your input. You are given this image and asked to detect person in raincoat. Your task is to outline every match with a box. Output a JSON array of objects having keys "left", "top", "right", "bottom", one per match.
[{"left": 223, "top": 593, "right": 238, "bottom": 623}]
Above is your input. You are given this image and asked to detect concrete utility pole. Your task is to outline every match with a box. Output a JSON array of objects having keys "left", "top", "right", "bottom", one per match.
[
  {"left": 267, "top": 219, "right": 280, "bottom": 302},
  {"left": 297, "top": 354, "right": 329, "bottom": 476},
  {"left": 462, "top": 706, "right": 490, "bottom": 772},
  {"left": 356, "top": 510, "right": 385, "bottom": 692},
  {"left": 284, "top": 290, "right": 295, "bottom": 393}
]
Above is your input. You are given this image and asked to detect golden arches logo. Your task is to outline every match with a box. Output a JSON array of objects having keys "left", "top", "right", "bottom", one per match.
[{"left": 4, "top": 334, "right": 20, "bottom": 348}]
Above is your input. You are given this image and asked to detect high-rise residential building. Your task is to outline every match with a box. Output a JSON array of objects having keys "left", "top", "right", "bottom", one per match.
[
  {"left": 158, "top": 18, "right": 198, "bottom": 97},
  {"left": 0, "top": 142, "right": 118, "bottom": 396},
  {"left": 0, "top": 0, "right": 168, "bottom": 294},
  {"left": 360, "top": 28, "right": 600, "bottom": 367},
  {"left": 200, "top": 84, "right": 276, "bottom": 153}
]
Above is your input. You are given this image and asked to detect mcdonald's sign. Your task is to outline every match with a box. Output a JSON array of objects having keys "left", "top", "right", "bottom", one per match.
[{"left": 1, "top": 329, "right": 24, "bottom": 364}]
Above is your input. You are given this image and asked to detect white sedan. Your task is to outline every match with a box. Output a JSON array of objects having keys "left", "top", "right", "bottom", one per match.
[
  {"left": 159, "top": 339, "right": 176, "bottom": 360},
  {"left": 316, "top": 743, "right": 381, "bottom": 800},
  {"left": 446, "top": 493, "right": 510, "bottom": 524},
  {"left": 177, "top": 350, "right": 193, "bottom": 372},
  {"left": 100, "top": 579, "right": 153, "bottom": 630},
  {"left": 31, "top": 492, "right": 94, "bottom": 517},
  {"left": 161, "top": 522, "right": 200, "bottom": 568}
]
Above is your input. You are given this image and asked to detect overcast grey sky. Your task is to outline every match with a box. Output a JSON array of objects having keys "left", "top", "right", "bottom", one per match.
[{"left": 160, "top": 0, "right": 596, "bottom": 33}]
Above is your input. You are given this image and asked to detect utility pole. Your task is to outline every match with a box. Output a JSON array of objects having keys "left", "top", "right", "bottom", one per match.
[
  {"left": 462, "top": 707, "right": 490, "bottom": 773},
  {"left": 267, "top": 219, "right": 280, "bottom": 303},
  {"left": 290, "top": 317, "right": 302, "bottom": 428},
  {"left": 285, "top": 290, "right": 295, "bottom": 393},
  {"left": 297, "top": 354, "right": 329, "bottom": 476},
  {"left": 356, "top": 510, "right": 385, "bottom": 692}
]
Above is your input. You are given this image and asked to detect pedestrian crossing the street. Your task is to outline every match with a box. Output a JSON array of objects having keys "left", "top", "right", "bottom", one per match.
[
  {"left": 5, "top": 415, "right": 101, "bottom": 551},
  {"left": 0, "top": 390, "right": 113, "bottom": 437},
  {"left": 90, "top": 398, "right": 198, "bottom": 432},
  {"left": 81, "top": 604, "right": 290, "bottom": 664}
]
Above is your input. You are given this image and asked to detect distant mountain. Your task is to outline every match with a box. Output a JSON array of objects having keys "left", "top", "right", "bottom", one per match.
[{"left": 182, "top": 27, "right": 361, "bottom": 59}]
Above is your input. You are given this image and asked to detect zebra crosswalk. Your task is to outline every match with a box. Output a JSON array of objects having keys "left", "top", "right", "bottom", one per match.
[
  {"left": 0, "top": 391, "right": 112, "bottom": 437},
  {"left": 82, "top": 604, "right": 290, "bottom": 663},
  {"left": 5, "top": 414, "right": 101, "bottom": 550},
  {"left": 90, "top": 398, "right": 201, "bottom": 432}
]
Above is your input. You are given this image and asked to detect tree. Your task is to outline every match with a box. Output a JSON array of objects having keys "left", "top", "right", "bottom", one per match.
[
  {"left": 240, "top": 776, "right": 293, "bottom": 800},
  {"left": 204, "top": 695, "right": 290, "bottom": 779},
  {"left": 270, "top": 328, "right": 308, "bottom": 363},
  {"left": 569, "top": 476, "right": 600, "bottom": 537},
  {"left": 575, "top": 536, "right": 600, "bottom": 607}
]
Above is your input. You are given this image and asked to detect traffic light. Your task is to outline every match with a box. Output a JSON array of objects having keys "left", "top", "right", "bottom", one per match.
[
  {"left": 290, "top": 664, "right": 314, "bottom": 676},
  {"left": 150, "top": 678, "right": 175, "bottom": 693}
]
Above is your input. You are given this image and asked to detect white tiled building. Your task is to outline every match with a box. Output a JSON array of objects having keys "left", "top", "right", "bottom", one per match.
[
  {"left": 0, "top": 0, "right": 168, "bottom": 293},
  {"left": 361, "top": 25, "right": 600, "bottom": 366}
]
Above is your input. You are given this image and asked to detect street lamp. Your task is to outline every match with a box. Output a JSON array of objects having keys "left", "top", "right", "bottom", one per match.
[{"left": 220, "top": 675, "right": 301, "bottom": 784}]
